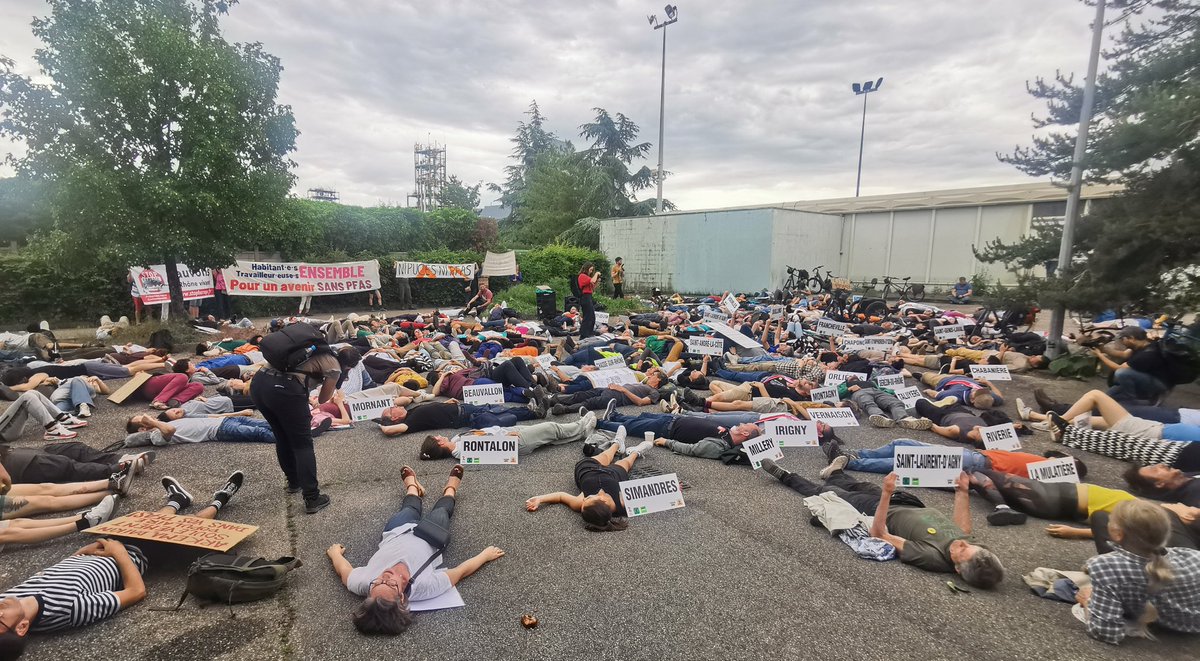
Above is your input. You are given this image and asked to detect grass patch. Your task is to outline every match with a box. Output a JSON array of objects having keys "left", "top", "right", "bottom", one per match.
[
  {"left": 109, "top": 320, "right": 199, "bottom": 349},
  {"left": 501, "top": 280, "right": 649, "bottom": 317}
]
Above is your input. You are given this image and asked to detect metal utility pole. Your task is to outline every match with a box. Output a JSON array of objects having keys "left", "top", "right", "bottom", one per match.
[
  {"left": 649, "top": 5, "right": 678, "bottom": 213},
  {"left": 852, "top": 77, "right": 884, "bottom": 197},
  {"left": 1048, "top": 0, "right": 1107, "bottom": 356}
]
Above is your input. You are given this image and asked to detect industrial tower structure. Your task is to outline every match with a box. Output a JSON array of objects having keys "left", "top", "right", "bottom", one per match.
[{"left": 408, "top": 142, "right": 447, "bottom": 212}]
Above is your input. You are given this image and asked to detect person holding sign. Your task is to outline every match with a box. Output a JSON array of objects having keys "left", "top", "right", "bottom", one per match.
[
  {"left": 419, "top": 412, "right": 598, "bottom": 460},
  {"left": 525, "top": 439, "right": 653, "bottom": 532},
  {"left": 757, "top": 462, "right": 1005, "bottom": 588}
]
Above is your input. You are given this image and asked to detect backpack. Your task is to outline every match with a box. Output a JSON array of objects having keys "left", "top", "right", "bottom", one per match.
[
  {"left": 162, "top": 553, "right": 301, "bottom": 613},
  {"left": 259, "top": 323, "right": 332, "bottom": 372},
  {"left": 569, "top": 274, "right": 583, "bottom": 299},
  {"left": 1160, "top": 340, "right": 1200, "bottom": 386},
  {"left": 147, "top": 329, "right": 176, "bottom": 352}
]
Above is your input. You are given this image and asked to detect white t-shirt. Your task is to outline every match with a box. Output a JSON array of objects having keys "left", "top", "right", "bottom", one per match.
[{"left": 346, "top": 523, "right": 453, "bottom": 601}]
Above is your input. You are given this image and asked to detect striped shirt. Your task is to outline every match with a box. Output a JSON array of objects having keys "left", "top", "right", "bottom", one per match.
[{"left": 0, "top": 546, "right": 148, "bottom": 632}]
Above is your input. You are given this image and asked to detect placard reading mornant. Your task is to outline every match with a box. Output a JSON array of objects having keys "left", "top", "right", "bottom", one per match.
[{"left": 348, "top": 396, "right": 393, "bottom": 422}]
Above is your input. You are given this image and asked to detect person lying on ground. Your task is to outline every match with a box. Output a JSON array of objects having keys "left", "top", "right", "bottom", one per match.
[
  {"left": 123, "top": 413, "right": 276, "bottom": 446},
  {"left": 1, "top": 463, "right": 132, "bottom": 521},
  {"left": 1026, "top": 389, "right": 1200, "bottom": 442},
  {"left": 1054, "top": 422, "right": 1200, "bottom": 493},
  {"left": 46, "top": 376, "right": 108, "bottom": 419},
  {"left": 0, "top": 391, "right": 88, "bottom": 442},
  {"left": 0, "top": 357, "right": 166, "bottom": 389},
  {"left": 327, "top": 464, "right": 505, "bottom": 635},
  {"left": 0, "top": 494, "right": 118, "bottom": 548},
  {"left": 378, "top": 399, "right": 547, "bottom": 437},
  {"left": 822, "top": 435, "right": 1087, "bottom": 485},
  {"left": 588, "top": 407, "right": 763, "bottom": 460},
  {"left": 920, "top": 373, "right": 1003, "bottom": 409},
  {"left": 1029, "top": 386, "right": 1200, "bottom": 427},
  {"left": 548, "top": 372, "right": 663, "bottom": 415},
  {"left": 840, "top": 380, "right": 931, "bottom": 431},
  {"left": 525, "top": 439, "right": 655, "bottom": 531},
  {"left": 419, "top": 412, "right": 598, "bottom": 460},
  {"left": 1, "top": 444, "right": 153, "bottom": 486}
]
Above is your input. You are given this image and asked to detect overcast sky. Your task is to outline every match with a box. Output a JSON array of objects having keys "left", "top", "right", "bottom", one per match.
[{"left": 0, "top": 0, "right": 1111, "bottom": 210}]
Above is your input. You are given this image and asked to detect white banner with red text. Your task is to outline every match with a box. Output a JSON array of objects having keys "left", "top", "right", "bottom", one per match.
[
  {"left": 129, "top": 265, "right": 214, "bottom": 304},
  {"left": 222, "top": 260, "right": 380, "bottom": 297}
]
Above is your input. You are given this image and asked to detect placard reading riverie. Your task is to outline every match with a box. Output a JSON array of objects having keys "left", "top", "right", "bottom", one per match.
[
  {"left": 807, "top": 407, "right": 860, "bottom": 427},
  {"left": 458, "top": 434, "right": 518, "bottom": 465},
  {"left": 594, "top": 356, "right": 625, "bottom": 370},
  {"left": 687, "top": 337, "right": 724, "bottom": 356},
  {"left": 462, "top": 383, "right": 505, "bottom": 405},
  {"left": 742, "top": 435, "right": 784, "bottom": 469},
  {"left": 816, "top": 318, "right": 848, "bottom": 337},
  {"left": 809, "top": 386, "right": 840, "bottom": 405},
  {"left": 348, "top": 396, "right": 393, "bottom": 422},
  {"left": 1026, "top": 456, "right": 1081, "bottom": 483},
  {"left": 893, "top": 446, "right": 964, "bottom": 488},
  {"left": 969, "top": 364, "right": 1012, "bottom": 381},
  {"left": 764, "top": 418, "right": 818, "bottom": 447},
  {"left": 894, "top": 386, "right": 926, "bottom": 408},
  {"left": 620, "top": 474, "right": 685, "bottom": 517},
  {"left": 823, "top": 371, "right": 868, "bottom": 386},
  {"left": 933, "top": 325, "right": 966, "bottom": 341},
  {"left": 85, "top": 511, "right": 257, "bottom": 551},
  {"left": 875, "top": 373, "right": 906, "bottom": 390},
  {"left": 980, "top": 423, "right": 1021, "bottom": 451},
  {"left": 223, "top": 260, "right": 380, "bottom": 297}
]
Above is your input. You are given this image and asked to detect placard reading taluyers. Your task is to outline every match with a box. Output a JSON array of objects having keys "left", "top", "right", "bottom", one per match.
[
  {"left": 893, "top": 386, "right": 925, "bottom": 408},
  {"left": 620, "top": 473, "right": 686, "bottom": 517},
  {"left": 462, "top": 383, "right": 505, "bottom": 406},
  {"left": 594, "top": 356, "right": 625, "bottom": 370},
  {"left": 969, "top": 364, "right": 1012, "bottom": 381},
  {"left": 347, "top": 396, "right": 393, "bottom": 422},
  {"left": 823, "top": 370, "right": 868, "bottom": 386},
  {"left": 742, "top": 435, "right": 784, "bottom": 469},
  {"left": 809, "top": 386, "right": 840, "bottom": 405},
  {"left": 1026, "top": 456, "right": 1080, "bottom": 483},
  {"left": 933, "top": 325, "right": 966, "bottom": 341},
  {"left": 686, "top": 337, "right": 724, "bottom": 356},
  {"left": 807, "top": 407, "right": 860, "bottom": 427},
  {"left": 764, "top": 418, "right": 818, "bottom": 447},
  {"left": 893, "top": 446, "right": 963, "bottom": 488},
  {"left": 458, "top": 434, "right": 519, "bottom": 465},
  {"left": 816, "top": 318, "right": 848, "bottom": 337},
  {"left": 980, "top": 423, "right": 1021, "bottom": 451},
  {"left": 875, "top": 373, "right": 906, "bottom": 390}
]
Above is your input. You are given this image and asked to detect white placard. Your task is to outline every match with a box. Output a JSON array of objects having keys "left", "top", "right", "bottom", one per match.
[
  {"left": 933, "top": 325, "right": 966, "bottom": 341},
  {"left": 620, "top": 473, "right": 686, "bottom": 517},
  {"left": 594, "top": 311, "right": 610, "bottom": 329},
  {"left": 458, "top": 434, "right": 519, "bottom": 465},
  {"left": 980, "top": 423, "right": 1021, "bottom": 451},
  {"left": 706, "top": 321, "right": 762, "bottom": 350},
  {"left": 894, "top": 386, "right": 925, "bottom": 408},
  {"left": 1026, "top": 456, "right": 1081, "bottom": 483},
  {"left": 840, "top": 338, "right": 868, "bottom": 352},
  {"left": 823, "top": 371, "right": 868, "bottom": 386},
  {"left": 686, "top": 337, "right": 724, "bottom": 356},
  {"left": 769, "top": 305, "right": 785, "bottom": 321},
  {"left": 816, "top": 318, "right": 848, "bottom": 337},
  {"left": 594, "top": 356, "right": 625, "bottom": 370},
  {"left": 893, "top": 446, "right": 964, "bottom": 488},
  {"left": 861, "top": 336, "right": 897, "bottom": 351},
  {"left": 875, "top": 373, "right": 906, "bottom": 390},
  {"left": 809, "top": 386, "right": 840, "bottom": 405},
  {"left": 347, "top": 396, "right": 393, "bottom": 422},
  {"left": 536, "top": 354, "right": 554, "bottom": 369},
  {"left": 721, "top": 293, "right": 740, "bottom": 316},
  {"left": 969, "top": 364, "right": 1012, "bottom": 381},
  {"left": 462, "top": 383, "right": 505, "bottom": 405},
  {"left": 764, "top": 418, "right": 818, "bottom": 447},
  {"left": 742, "top": 435, "right": 784, "bottom": 469},
  {"left": 702, "top": 310, "right": 729, "bottom": 324},
  {"left": 583, "top": 367, "right": 639, "bottom": 388},
  {"left": 807, "top": 407, "right": 860, "bottom": 427}
]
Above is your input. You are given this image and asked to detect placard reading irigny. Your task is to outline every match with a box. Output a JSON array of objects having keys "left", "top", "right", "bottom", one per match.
[
  {"left": 458, "top": 435, "right": 518, "bottom": 465},
  {"left": 742, "top": 435, "right": 784, "bottom": 469},
  {"left": 594, "top": 356, "right": 625, "bottom": 370},
  {"left": 765, "top": 418, "right": 818, "bottom": 447},
  {"left": 224, "top": 260, "right": 380, "bottom": 296},
  {"left": 875, "top": 373, "right": 906, "bottom": 390},
  {"left": 1026, "top": 456, "right": 1081, "bottom": 483},
  {"left": 980, "top": 423, "right": 1022, "bottom": 451},
  {"left": 816, "top": 318, "right": 848, "bottom": 337},
  {"left": 620, "top": 474, "right": 685, "bottom": 517},
  {"left": 969, "top": 364, "right": 1012, "bottom": 381},
  {"left": 462, "top": 383, "right": 505, "bottom": 405},
  {"left": 933, "top": 324, "right": 966, "bottom": 341},
  {"left": 807, "top": 407, "right": 860, "bottom": 427},
  {"left": 894, "top": 446, "right": 964, "bottom": 488},
  {"left": 894, "top": 386, "right": 925, "bottom": 408},
  {"left": 687, "top": 337, "right": 725, "bottom": 356},
  {"left": 348, "top": 396, "right": 393, "bottom": 422},
  {"left": 823, "top": 371, "right": 868, "bottom": 386},
  {"left": 809, "top": 386, "right": 840, "bottom": 405}
]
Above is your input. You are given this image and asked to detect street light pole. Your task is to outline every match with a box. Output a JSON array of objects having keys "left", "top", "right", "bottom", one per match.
[
  {"left": 1047, "top": 0, "right": 1107, "bottom": 356},
  {"left": 649, "top": 6, "right": 678, "bottom": 214},
  {"left": 852, "top": 77, "right": 884, "bottom": 198}
]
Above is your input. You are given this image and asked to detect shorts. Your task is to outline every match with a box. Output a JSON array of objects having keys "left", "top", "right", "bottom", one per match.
[
  {"left": 750, "top": 398, "right": 788, "bottom": 414},
  {"left": 922, "top": 355, "right": 940, "bottom": 369},
  {"left": 1110, "top": 416, "right": 1164, "bottom": 439},
  {"left": 132, "top": 296, "right": 144, "bottom": 312}
]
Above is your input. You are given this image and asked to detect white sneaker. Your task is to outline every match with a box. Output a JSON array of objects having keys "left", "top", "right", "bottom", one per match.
[
  {"left": 1030, "top": 420, "right": 1053, "bottom": 432},
  {"left": 82, "top": 494, "right": 118, "bottom": 528},
  {"left": 613, "top": 425, "right": 628, "bottom": 454},
  {"left": 76, "top": 403, "right": 92, "bottom": 418},
  {"left": 1015, "top": 398, "right": 1032, "bottom": 421},
  {"left": 44, "top": 425, "right": 78, "bottom": 441},
  {"left": 626, "top": 440, "right": 653, "bottom": 456},
  {"left": 60, "top": 415, "right": 88, "bottom": 429}
]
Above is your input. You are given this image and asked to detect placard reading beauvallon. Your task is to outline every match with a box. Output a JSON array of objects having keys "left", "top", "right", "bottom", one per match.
[
  {"left": 462, "top": 383, "right": 505, "bottom": 406},
  {"left": 893, "top": 446, "right": 964, "bottom": 488},
  {"left": 620, "top": 474, "right": 686, "bottom": 517}
]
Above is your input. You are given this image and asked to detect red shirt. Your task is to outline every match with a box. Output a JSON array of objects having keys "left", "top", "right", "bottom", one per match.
[{"left": 578, "top": 273, "right": 595, "bottom": 295}]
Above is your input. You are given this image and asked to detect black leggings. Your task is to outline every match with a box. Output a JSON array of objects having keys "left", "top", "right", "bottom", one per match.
[
  {"left": 974, "top": 470, "right": 1079, "bottom": 520},
  {"left": 491, "top": 359, "right": 535, "bottom": 389},
  {"left": 778, "top": 470, "right": 925, "bottom": 514}
]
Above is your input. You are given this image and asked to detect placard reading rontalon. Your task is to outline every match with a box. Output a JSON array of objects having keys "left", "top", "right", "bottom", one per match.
[
  {"left": 394, "top": 261, "right": 476, "bottom": 280},
  {"left": 807, "top": 407, "right": 860, "bottom": 427},
  {"left": 85, "top": 510, "right": 257, "bottom": 551},
  {"left": 458, "top": 434, "right": 518, "bottom": 465},
  {"left": 620, "top": 473, "right": 685, "bottom": 517},
  {"left": 764, "top": 418, "right": 818, "bottom": 447},
  {"left": 347, "top": 396, "right": 393, "bottom": 422},
  {"left": 933, "top": 324, "right": 966, "bottom": 341},
  {"left": 969, "top": 364, "right": 1012, "bottom": 381},
  {"left": 875, "top": 373, "right": 906, "bottom": 390},
  {"left": 823, "top": 371, "right": 868, "bottom": 386},
  {"left": 594, "top": 356, "right": 625, "bottom": 370},
  {"left": 741, "top": 435, "right": 784, "bottom": 469},
  {"left": 1026, "top": 456, "right": 1081, "bottom": 484},
  {"left": 816, "top": 318, "right": 849, "bottom": 337},
  {"left": 980, "top": 423, "right": 1021, "bottom": 451},
  {"left": 462, "top": 383, "right": 505, "bottom": 406},
  {"left": 809, "top": 386, "right": 840, "bottom": 405},
  {"left": 893, "top": 386, "right": 926, "bottom": 409},
  {"left": 223, "top": 260, "right": 380, "bottom": 297},
  {"left": 686, "top": 337, "right": 724, "bottom": 356},
  {"left": 893, "top": 446, "right": 964, "bottom": 488}
]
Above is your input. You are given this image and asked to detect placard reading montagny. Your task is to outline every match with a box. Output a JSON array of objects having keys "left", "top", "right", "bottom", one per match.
[
  {"left": 462, "top": 383, "right": 505, "bottom": 405},
  {"left": 742, "top": 435, "right": 784, "bottom": 469},
  {"left": 594, "top": 356, "right": 625, "bottom": 370},
  {"left": 933, "top": 325, "right": 966, "bottom": 341},
  {"left": 764, "top": 418, "right": 818, "bottom": 447},
  {"left": 807, "top": 407, "right": 860, "bottom": 427},
  {"left": 394, "top": 261, "right": 476, "bottom": 280},
  {"left": 980, "top": 423, "right": 1021, "bottom": 451},
  {"left": 223, "top": 260, "right": 380, "bottom": 296},
  {"left": 687, "top": 337, "right": 725, "bottom": 356},
  {"left": 620, "top": 473, "right": 685, "bottom": 517},
  {"left": 969, "top": 364, "right": 1012, "bottom": 381},
  {"left": 816, "top": 318, "right": 848, "bottom": 337},
  {"left": 893, "top": 386, "right": 926, "bottom": 408},
  {"left": 1026, "top": 456, "right": 1081, "bottom": 483},
  {"left": 347, "top": 396, "right": 393, "bottom": 422},
  {"left": 894, "top": 446, "right": 963, "bottom": 488},
  {"left": 458, "top": 434, "right": 518, "bottom": 465},
  {"left": 129, "top": 265, "right": 213, "bottom": 304},
  {"left": 823, "top": 371, "right": 868, "bottom": 386},
  {"left": 809, "top": 386, "right": 840, "bottom": 405},
  {"left": 875, "top": 373, "right": 906, "bottom": 390}
]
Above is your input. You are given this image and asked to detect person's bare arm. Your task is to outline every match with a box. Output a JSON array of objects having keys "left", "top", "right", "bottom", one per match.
[
  {"left": 445, "top": 546, "right": 506, "bottom": 585},
  {"left": 869, "top": 473, "right": 907, "bottom": 551},
  {"left": 754, "top": 382, "right": 769, "bottom": 397},
  {"left": 952, "top": 472, "right": 972, "bottom": 535},
  {"left": 379, "top": 423, "right": 409, "bottom": 436},
  {"left": 141, "top": 416, "right": 176, "bottom": 440},
  {"left": 525, "top": 492, "right": 584, "bottom": 512},
  {"left": 11, "top": 372, "right": 53, "bottom": 392},
  {"left": 79, "top": 540, "right": 146, "bottom": 608},
  {"left": 1091, "top": 348, "right": 1123, "bottom": 371},
  {"left": 208, "top": 410, "right": 255, "bottom": 418},
  {"left": 326, "top": 544, "right": 354, "bottom": 586}
]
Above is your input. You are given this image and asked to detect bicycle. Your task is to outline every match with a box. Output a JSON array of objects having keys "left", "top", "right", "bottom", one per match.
[
  {"left": 870, "top": 275, "right": 926, "bottom": 302},
  {"left": 782, "top": 266, "right": 806, "bottom": 291},
  {"left": 806, "top": 265, "right": 834, "bottom": 294}
]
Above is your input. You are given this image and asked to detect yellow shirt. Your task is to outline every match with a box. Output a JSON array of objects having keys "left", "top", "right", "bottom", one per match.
[
  {"left": 1085, "top": 484, "right": 1137, "bottom": 520},
  {"left": 611, "top": 264, "right": 624, "bottom": 284}
]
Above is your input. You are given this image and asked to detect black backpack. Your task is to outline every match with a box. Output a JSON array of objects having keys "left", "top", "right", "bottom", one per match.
[
  {"left": 147, "top": 329, "right": 176, "bottom": 352},
  {"left": 1160, "top": 340, "right": 1200, "bottom": 386},
  {"left": 162, "top": 553, "right": 301, "bottom": 613},
  {"left": 259, "top": 323, "right": 332, "bottom": 372}
]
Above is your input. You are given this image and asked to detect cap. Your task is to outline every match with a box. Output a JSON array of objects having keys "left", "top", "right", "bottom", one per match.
[{"left": 1118, "top": 326, "right": 1148, "bottom": 340}]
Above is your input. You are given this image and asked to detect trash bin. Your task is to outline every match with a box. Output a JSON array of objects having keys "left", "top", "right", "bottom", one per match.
[{"left": 536, "top": 288, "right": 557, "bottom": 320}]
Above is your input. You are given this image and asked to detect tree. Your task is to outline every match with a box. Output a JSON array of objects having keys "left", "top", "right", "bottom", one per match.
[
  {"left": 0, "top": 0, "right": 297, "bottom": 316},
  {"left": 578, "top": 108, "right": 659, "bottom": 217},
  {"left": 987, "top": 0, "right": 1200, "bottom": 314},
  {"left": 437, "top": 175, "right": 482, "bottom": 211},
  {"left": 488, "top": 100, "right": 564, "bottom": 220},
  {"left": 0, "top": 176, "right": 51, "bottom": 244}
]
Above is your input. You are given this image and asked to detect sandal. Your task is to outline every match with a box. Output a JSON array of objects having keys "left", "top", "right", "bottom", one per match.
[
  {"left": 449, "top": 464, "right": 464, "bottom": 480},
  {"left": 149, "top": 402, "right": 168, "bottom": 410},
  {"left": 400, "top": 465, "right": 425, "bottom": 496}
]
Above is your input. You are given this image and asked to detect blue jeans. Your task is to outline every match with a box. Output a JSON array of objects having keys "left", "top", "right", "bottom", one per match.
[
  {"left": 847, "top": 439, "right": 989, "bottom": 474},
  {"left": 54, "top": 377, "right": 96, "bottom": 412},
  {"left": 714, "top": 369, "right": 768, "bottom": 383},
  {"left": 1163, "top": 424, "right": 1200, "bottom": 442},
  {"left": 216, "top": 417, "right": 277, "bottom": 443},
  {"left": 1108, "top": 368, "right": 1168, "bottom": 403},
  {"left": 597, "top": 411, "right": 673, "bottom": 438},
  {"left": 461, "top": 403, "right": 536, "bottom": 428},
  {"left": 383, "top": 493, "right": 456, "bottom": 533}
]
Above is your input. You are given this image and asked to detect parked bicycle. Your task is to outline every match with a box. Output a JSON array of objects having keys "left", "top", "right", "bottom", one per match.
[{"left": 870, "top": 275, "right": 926, "bottom": 302}]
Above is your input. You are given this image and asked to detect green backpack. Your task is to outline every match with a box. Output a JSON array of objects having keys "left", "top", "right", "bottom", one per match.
[{"left": 162, "top": 553, "right": 302, "bottom": 614}]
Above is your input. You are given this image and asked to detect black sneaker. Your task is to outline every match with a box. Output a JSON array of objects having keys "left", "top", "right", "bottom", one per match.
[
  {"left": 820, "top": 437, "right": 843, "bottom": 464},
  {"left": 162, "top": 476, "right": 193, "bottom": 509},
  {"left": 986, "top": 506, "right": 1027, "bottom": 527},
  {"left": 108, "top": 462, "right": 134, "bottom": 496},
  {"left": 1048, "top": 411, "right": 1069, "bottom": 437},
  {"left": 313, "top": 417, "right": 333, "bottom": 435},
  {"left": 215, "top": 471, "right": 245, "bottom": 501},
  {"left": 550, "top": 404, "right": 569, "bottom": 417},
  {"left": 759, "top": 458, "right": 788, "bottom": 480},
  {"left": 305, "top": 493, "right": 332, "bottom": 514}
]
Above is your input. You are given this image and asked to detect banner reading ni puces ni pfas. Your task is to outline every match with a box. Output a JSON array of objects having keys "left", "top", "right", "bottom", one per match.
[{"left": 222, "top": 260, "right": 380, "bottom": 297}]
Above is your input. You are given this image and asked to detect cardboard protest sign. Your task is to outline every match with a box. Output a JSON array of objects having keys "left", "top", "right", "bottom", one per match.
[
  {"left": 969, "top": 364, "right": 1012, "bottom": 381},
  {"left": 893, "top": 386, "right": 926, "bottom": 409},
  {"left": 809, "top": 386, "right": 840, "bottom": 405},
  {"left": 595, "top": 311, "right": 610, "bottom": 329},
  {"left": 875, "top": 373, "right": 906, "bottom": 390},
  {"left": 620, "top": 473, "right": 685, "bottom": 517},
  {"left": 1026, "top": 456, "right": 1081, "bottom": 483},
  {"left": 721, "top": 293, "right": 740, "bottom": 316},
  {"left": 893, "top": 446, "right": 963, "bottom": 488},
  {"left": 462, "top": 383, "right": 505, "bottom": 405},
  {"left": 107, "top": 371, "right": 152, "bottom": 405},
  {"left": 347, "top": 396, "right": 392, "bottom": 422},
  {"left": 458, "top": 434, "right": 519, "bottom": 465},
  {"left": 980, "top": 423, "right": 1021, "bottom": 451},
  {"left": 594, "top": 356, "right": 625, "bottom": 370},
  {"left": 85, "top": 510, "right": 257, "bottom": 551},
  {"left": 686, "top": 337, "right": 724, "bottom": 356},
  {"left": 742, "top": 435, "right": 784, "bottom": 469},
  {"left": 224, "top": 260, "right": 380, "bottom": 297},
  {"left": 807, "top": 407, "right": 860, "bottom": 427},
  {"left": 584, "top": 367, "right": 639, "bottom": 388},
  {"left": 764, "top": 418, "right": 818, "bottom": 447},
  {"left": 394, "top": 261, "right": 475, "bottom": 280},
  {"left": 816, "top": 318, "right": 848, "bottom": 337},
  {"left": 823, "top": 371, "right": 868, "bottom": 386},
  {"left": 933, "top": 325, "right": 966, "bottom": 341}
]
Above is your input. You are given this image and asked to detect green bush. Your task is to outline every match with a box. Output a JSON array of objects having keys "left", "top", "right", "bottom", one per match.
[
  {"left": 519, "top": 244, "right": 609, "bottom": 289},
  {"left": 501, "top": 280, "right": 648, "bottom": 318}
]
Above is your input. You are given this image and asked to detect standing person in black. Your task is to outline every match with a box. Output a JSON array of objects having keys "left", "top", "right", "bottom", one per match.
[
  {"left": 251, "top": 323, "right": 340, "bottom": 513},
  {"left": 463, "top": 262, "right": 482, "bottom": 307},
  {"left": 577, "top": 262, "right": 602, "bottom": 340}
]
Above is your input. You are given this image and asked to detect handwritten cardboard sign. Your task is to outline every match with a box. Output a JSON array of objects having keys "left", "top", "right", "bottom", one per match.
[
  {"left": 462, "top": 383, "right": 505, "bottom": 405},
  {"left": 459, "top": 434, "right": 519, "bottom": 465},
  {"left": 584, "top": 367, "right": 639, "bottom": 388},
  {"left": 536, "top": 354, "right": 554, "bottom": 369},
  {"left": 594, "top": 311, "right": 610, "bottom": 329},
  {"left": 807, "top": 407, "right": 860, "bottom": 427},
  {"left": 742, "top": 435, "right": 784, "bottom": 469},
  {"left": 687, "top": 337, "right": 724, "bottom": 356},
  {"left": 347, "top": 396, "right": 392, "bottom": 422},
  {"left": 620, "top": 473, "right": 686, "bottom": 517},
  {"left": 85, "top": 510, "right": 257, "bottom": 551},
  {"left": 969, "top": 364, "right": 1012, "bottom": 381},
  {"left": 893, "top": 446, "right": 963, "bottom": 488},
  {"left": 1026, "top": 456, "right": 1081, "bottom": 483},
  {"left": 107, "top": 371, "right": 152, "bottom": 405},
  {"left": 980, "top": 423, "right": 1022, "bottom": 451}
]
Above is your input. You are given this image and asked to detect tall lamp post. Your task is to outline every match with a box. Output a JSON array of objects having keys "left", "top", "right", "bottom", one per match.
[
  {"left": 852, "top": 77, "right": 884, "bottom": 197},
  {"left": 648, "top": 5, "right": 678, "bottom": 214}
]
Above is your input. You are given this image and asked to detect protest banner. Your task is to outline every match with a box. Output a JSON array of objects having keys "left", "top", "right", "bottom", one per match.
[
  {"left": 1026, "top": 456, "right": 1081, "bottom": 484},
  {"left": 816, "top": 318, "right": 848, "bottom": 337},
  {"left": 823, "top": 371, "right": 868, "bottom": 386},
  {"left": 933, "top": 325, "right": 966, "bottom": 341},
  {"left": 893, "top": 446, "right": 963, "bottom": 488},
  {"left": 687, "top": 337, "right": 724, "bottom": 356},
  {"left": 85, "top": 510, "right": 257, "bottom": 551},
  {"left": 594, "top": 311, "right": 610, "bottom": 329},
  {"left": 594, "top": 356, "right": 626, "bottom": 370},
  {"left": 721, "top": 293, "right": 740, "bottom": 316},
  {"left": 980, "top": 423, "right": 1022, "bottom": 451},
  {"left": 809, "top": 386, "right": 840, "bottom": 405},
  {"left": 875, "top": 373, "right": 906, "bottom": 390},
  {"left": 394, "top": 261, "right": 476, "bottom": 280},
  {"left": 459, "top": 434, "right": 519, "bottom": 465},
  {"left": 129, "top": 265, "right": 213, "bottom": 304},
  {"left": 620, "top": 473, "right": 685, "bottom": 517},
  {"left": 584, "top": 367, "right": 639, "bottom": 388},
  {"left": 893, "top": 386, "right": 926, "bottom": 409},
  {"left": 807, "top": 407, "right": 860, "bottom": 427},
  {"left": 742, "top": 435, "right": 784, "bottom": 469},
  {"left": 969, "top": 364, "right": 1012, "bottom": 381},
  {"left": 462, "top": 383, "right": 505, "bottom": 405},
  {"left": 223, "top": 260, "right": 380, "bottom": 297},
  {"left": 764, "top": 418, "right": 818, "bottom": 447},
  {"left": 347, "top": 396, "right": 393, "bottom": 422}
]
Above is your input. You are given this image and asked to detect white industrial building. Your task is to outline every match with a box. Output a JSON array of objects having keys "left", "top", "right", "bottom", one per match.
[{"left": 598, "top": 182, "right": 1121, "bottom": 295}]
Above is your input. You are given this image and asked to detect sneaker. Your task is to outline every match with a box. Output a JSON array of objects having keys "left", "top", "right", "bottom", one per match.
[
  {"left": 626, "top": 440, "right": 653, "bottom": 456},
  {"left": 1029, "top": 420, "right": 1054, "bottom": 432},
  {"left": 550, "top": 404, "right": 569, "bottom": 416},
  {"left": 526, "top": 397, "right": 547, "bottom": 419},
  {"left": 843, "top": 400, "right": 863, "bottom": 416},
  {"left": 59, "top": 415, "right": 88, "bottom": 429},
  {"left": 659, "top": 399, "right": 672, "bottom": 413},
  {"left": 820, "top": 437, "right": 844, "bottom": 463},
  {"left": 578, "top": 406, "right": 589, "bottom": 418},
  {"left": 119, "top": 451, "right": 157, "bottom": 476},
  {"left": 1015, "top": 398, "right": 1032, "bottom": 421},
  {"left": 44, "top": 425, "right": 78, "bottom": 441},
  {"left": 107, "top": 463, "right": 135, "bottom": 496},
  {"left": 986, "top": 506, "right": 1027, "bottom": 527},
  {"left": 82, "top": 494, "right": 118, "bottom": 528},
  {"left": 305, "top": 493, "right": 332, "bottom": 514},
  {"left": 819, "top": 455, "right": 849, "bottom": 480},
  {"left": 602, "top": 398, "right": 617, "bottom": 422},
  {"left": 162, "top": 476, "right": 193, "bottom": 509},
  {"left": 1048, "top": 411, "right": 1069, "bottom": 435},
  {"left": 724, "top": 351, "right": 739, "bottom": 365},
  {"left": 613, "top": 426, "right": 628, "bottom": 453},
  {"left": 759, "top": 458, "right": 788, "bottom": 480},
  {"left": 215, "top": 470, "right": 245, "bottom": 500},
  {"left": 898, "top": 416, "right": 933, "bottom": 431},
  {"left": 581, "top": 411, "right": 598, "bottom": 434},
  {"left": 76, "top": 402, "right": 93, "bottom": 418},
  {"left": 868, "top": 414, "right": 895, "bottom": 428}
]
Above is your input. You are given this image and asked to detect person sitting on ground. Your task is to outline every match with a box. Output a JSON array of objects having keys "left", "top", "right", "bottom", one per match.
[
  {"left": 525, "top": 437, "right": 655, "bottom": 531},
  {"left": 123, "top": 412, "right": 276, "bottom": 446},
  {"left": 0, "top": 390, "right": 88, "bottom": 442},
  {"left": 463, "top": 281, "right": 494, "bottom": 318},
  {"left": 419, "top": 412, "right": 598, "bottom": 460},
  {"left": 1100, "top": 326, "right": 1173, "bottom": 404},
  {"left": 920, "top": 372, "right": 1003, "bottom": 409},
  {"left": 949, "top": 277, "right": 973, "bottom": 304},
  {"left": 1026, "top": 389, "right": 1200, "bottom": 442},
  {"left": 326, "top": 464, "right": 506, "bottom": 635}
]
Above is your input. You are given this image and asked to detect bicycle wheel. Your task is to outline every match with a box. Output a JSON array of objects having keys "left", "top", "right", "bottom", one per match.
[
  {"left": 807, "top": 277, "right": 825, "bottom": 293},
  {"left": 907, "top": 283, "right": 926, "bottom": 303}
]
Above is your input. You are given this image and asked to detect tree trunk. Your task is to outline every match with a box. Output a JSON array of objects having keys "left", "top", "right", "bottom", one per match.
[{"left": 164, "top": 254, "right": 186, "bottom": 319}]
